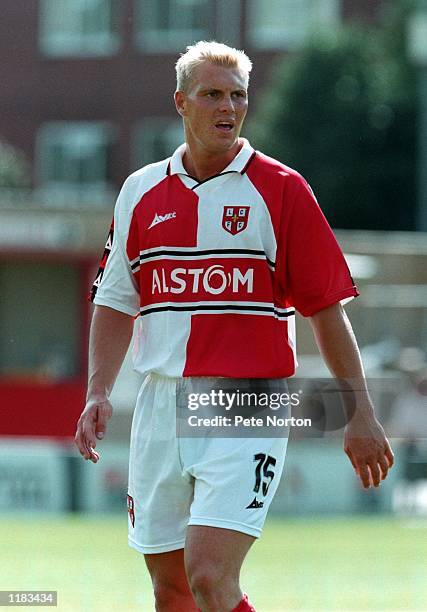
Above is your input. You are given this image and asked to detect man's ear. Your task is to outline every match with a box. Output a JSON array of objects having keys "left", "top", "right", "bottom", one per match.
[{"left": 175, "top": 91, "right": 186, "bottom": 117}]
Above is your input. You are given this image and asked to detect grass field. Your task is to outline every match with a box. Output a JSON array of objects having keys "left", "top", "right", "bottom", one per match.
[{"left": 0, "top": 515, "right": 426, "bottom": 611}]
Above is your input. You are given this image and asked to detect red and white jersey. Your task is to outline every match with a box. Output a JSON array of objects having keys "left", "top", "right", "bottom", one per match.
[{"left": 91, "top": 139, "right": 358, "bottom": 378}]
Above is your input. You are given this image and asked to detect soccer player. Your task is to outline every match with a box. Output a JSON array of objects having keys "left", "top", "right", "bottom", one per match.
[{"left": 75, "top": 41, "right": 394, "bottom": 612}]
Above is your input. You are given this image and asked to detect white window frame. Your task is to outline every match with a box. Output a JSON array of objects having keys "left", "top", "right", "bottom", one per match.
[
  {"left": 247, "top": 0, "right": 341, "bottom": 50},
  {"left": 36, "top": 121, "right": 115, "bottom": 206},
  {"left": 135, "top": 0, "right": 213, "bottom": 52},
  {"left": 132, "top": 119, "right": 184, "bottom": 169},
  {"left": 39, "top": 0, "right": 120, "bottom": 57}
]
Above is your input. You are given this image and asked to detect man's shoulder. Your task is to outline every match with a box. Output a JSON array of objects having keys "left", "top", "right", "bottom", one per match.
[
  {"left": 126, "top": 157, "right": 170, "bottom": 186},
  {"left": 249, "top": 150, "right": 308, "bottom": 190},
  {"left": 114, "top": 157, "right": 171, "bottom": 215}
]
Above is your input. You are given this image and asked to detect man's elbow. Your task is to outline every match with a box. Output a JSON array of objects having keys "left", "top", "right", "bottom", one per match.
[{"left": 309, "top": 302, "right": 345, "bottom": 327}]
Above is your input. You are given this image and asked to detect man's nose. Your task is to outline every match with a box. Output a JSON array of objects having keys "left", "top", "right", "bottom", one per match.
[{"left": 218, "top": 95, "right": 234, "bottom": 113}]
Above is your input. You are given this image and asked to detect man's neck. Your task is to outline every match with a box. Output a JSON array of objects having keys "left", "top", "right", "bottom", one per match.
[{"left": 182, "top": 140, "right": 243, "bottom": 182}]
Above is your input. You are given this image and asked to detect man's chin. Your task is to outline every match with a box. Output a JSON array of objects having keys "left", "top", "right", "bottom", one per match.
[{"left": 210, "top": 135, "right": 240, "bottom": 152}]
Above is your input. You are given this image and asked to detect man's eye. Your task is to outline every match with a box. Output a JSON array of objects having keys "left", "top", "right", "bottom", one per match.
[{"left": 207, "top": 91, "right": 218, "bottom": 98}]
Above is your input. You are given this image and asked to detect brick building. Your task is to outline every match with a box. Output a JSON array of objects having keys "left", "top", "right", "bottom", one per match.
[{"left": 0, "top": 0, "right": 387, "bottom": 203}]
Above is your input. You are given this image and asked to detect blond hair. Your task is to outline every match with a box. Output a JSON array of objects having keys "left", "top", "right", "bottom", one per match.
[{"left": 175, "top": 40, "right": 252, "bottom": 92}]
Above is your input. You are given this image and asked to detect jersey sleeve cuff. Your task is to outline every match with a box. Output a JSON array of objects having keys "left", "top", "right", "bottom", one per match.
[
  {"left": 300, "top": 286, "right": 360, "bottom": 317},
  {"left": 92, "top": 296, "right": 139, "bottom": 317}
]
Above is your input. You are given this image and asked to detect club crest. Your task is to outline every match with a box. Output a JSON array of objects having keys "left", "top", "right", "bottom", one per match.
[
  {"left": 222, "top": 206, "right": 250, "bottom": 235},
  {"left": 127, "top": 494, "right": 135, "bottom": 527}
]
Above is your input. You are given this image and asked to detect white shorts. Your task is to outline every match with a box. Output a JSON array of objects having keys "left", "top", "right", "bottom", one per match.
[{"left": 127, "top": 374, "right": 289, "bottom": 554}]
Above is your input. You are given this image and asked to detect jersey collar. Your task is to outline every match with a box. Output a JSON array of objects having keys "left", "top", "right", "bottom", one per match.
[{"left": 167, "top": 138, "right": 256, "bottom": 178}]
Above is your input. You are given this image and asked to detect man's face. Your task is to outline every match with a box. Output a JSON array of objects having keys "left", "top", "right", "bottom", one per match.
[{"left": 175, "top": 62, "right": 248, "bottom": 155}]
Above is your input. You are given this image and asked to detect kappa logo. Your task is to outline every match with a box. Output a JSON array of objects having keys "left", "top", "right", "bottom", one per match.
[
  {"left": 245, "top": 497, "right": 264, "bottom": 509},
  {"left": 222, "top": 206, "right": 250, "bottom": 235},
  {"left": 148, "top": 211, "right": 177, "bottom": 229}
]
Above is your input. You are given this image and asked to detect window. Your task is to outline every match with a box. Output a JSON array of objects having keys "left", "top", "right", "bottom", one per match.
[
  {"left": 135, "top": 0, "right": 213, "bottom": 52},
  {"left": 247, "top": 0, "right": 341, "bottom": 50},
  {"left": 36, "top": 122, "right": 115, "bottom": 206},
  {"left": 0, "top": 263, "right": 79, "bottom": 381},
  {"left": 39, "top": 0, "right": 120, "bottom": 57},
  {"left": 132, "top": 119, "right": 184, "bottom": 168}
]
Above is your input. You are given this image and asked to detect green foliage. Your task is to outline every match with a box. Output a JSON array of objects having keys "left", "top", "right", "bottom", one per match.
[
  {"left": 249, "top": 6, "right": 417, "bottom": 230},
  {"left": 0, "top": 140, "right": 31, "bottom": 189}
]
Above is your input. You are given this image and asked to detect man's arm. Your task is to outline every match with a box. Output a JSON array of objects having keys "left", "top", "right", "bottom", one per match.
[
  {"left": 74, "top": 305, "right": 134, "bottom": 463},
  {"left": 309, "top": 302, "right": 394, "bottom": 488}
]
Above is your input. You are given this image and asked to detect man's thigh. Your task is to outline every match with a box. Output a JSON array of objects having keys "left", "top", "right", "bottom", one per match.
[
  {"left": 128, "top": 375, "right": 194, "bottom": 554},
  {"left": 183, "top": 435, "right": 288, "bottom": 538}
]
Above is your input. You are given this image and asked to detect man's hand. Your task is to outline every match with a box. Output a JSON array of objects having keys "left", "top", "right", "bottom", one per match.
[
  {"left": 74, "top": 397, "right": 113, "bottom": 463},
  {"left": 310, "top": 304, "right": 394, "bottom": 489},
  {"left": 344, "top": 415, "right": 394, "bottom": 489},
  {"left": 75, "top": 305, "right": 134, "bottom": 463}
]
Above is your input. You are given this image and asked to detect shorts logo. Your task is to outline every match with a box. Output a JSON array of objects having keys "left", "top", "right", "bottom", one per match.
[
  {"left": 127, "top": 494, "right": 135, "bottom": 527},
  {"left": 222, "top": 206, "right": 250, "bottom": 235},
  {"left": 246, "top": 497, "right": 264, "bottom": 509}
]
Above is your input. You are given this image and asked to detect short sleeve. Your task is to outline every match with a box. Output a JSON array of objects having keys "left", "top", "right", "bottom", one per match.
[
  {"left": 285, "top": 177, "right": 359, "bottom": 317},
  {"left": 90, "top": 179, "right": 140, "bottom": 317}
]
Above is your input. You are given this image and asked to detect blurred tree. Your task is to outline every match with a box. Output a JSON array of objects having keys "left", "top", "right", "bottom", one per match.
[
  {"left": 249, "top": 2, "right": 417, "bottom": 230},
  {"left": 0, "top": 140, "right": 31, "bottom": 189}
]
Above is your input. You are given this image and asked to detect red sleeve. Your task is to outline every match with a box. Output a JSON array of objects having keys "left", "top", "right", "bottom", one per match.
[{"left": 284, "top": 176, "right": 359, "bottom": 317}]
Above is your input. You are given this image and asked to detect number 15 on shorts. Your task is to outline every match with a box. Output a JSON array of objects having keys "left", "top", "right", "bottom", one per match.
[{"left": 253, "top": 453, "right": 276, "bottom": 496}]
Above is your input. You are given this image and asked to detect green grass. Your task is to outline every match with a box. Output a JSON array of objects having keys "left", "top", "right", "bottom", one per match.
[{"left": 0, "top": 515, "right": 426, "bottom": 611}]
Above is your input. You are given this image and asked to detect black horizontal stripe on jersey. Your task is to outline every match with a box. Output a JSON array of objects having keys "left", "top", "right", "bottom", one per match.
[
  {"left": 139, "top": 304, "right": 295, "bottom": 317},
  {"left": 131, "top": 249, "right": 276, "bottom": 269}
]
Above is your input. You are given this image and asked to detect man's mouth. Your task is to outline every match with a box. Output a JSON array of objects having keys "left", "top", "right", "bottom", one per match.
[{"left": 215, "top": 121, "right": 234, "bottom": 132}]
